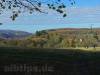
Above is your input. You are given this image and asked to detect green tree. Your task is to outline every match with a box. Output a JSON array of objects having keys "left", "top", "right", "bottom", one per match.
[
  {"left": 36, "top": 30, "right": 47, "bottom": 36},
  {"left": 44, "top": 33, "right": 62, "bottom": 48},
  {"left": 60, "top": 38, "right": 69, "bottom": 48},
  {"left": 93, "top": 32, "right": 99, "bottom": 41}
]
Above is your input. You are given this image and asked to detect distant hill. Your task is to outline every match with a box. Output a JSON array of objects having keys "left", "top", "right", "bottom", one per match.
[
  {"left": 0, "top": 30, "right": 32, "bottom": 39},
  {"left": 45, "top": 28, "right": 100, "bottom": 35}
]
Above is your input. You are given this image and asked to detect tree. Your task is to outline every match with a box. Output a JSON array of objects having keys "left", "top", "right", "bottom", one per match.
[
  {"left": 44, "top": 33, "right": 62, "bottom": 48},
  {"left": 0, "top": 0, "right": 75, "bottom": 21},
  {"left": 36, "top": 30, "right": 47, "bottom": 36},
  {"left": 60, "top": 38, "right": 69, "bottom": 48},
  {"left": 93, "top": 32, "right": 99, "bottom": 41}
]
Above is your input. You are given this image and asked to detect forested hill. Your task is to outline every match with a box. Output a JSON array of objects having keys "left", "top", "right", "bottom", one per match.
[
  {"left": 0, "top": 28, "right": 100, "bottom": 48},
  {"left": 31, "top": 28, "right": 100, "bottom": 48}
]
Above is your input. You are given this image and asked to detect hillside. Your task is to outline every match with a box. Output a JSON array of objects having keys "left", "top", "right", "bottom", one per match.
[
  {"left": 0, "top": 28, "right": 100, "bottom": 49},
  {"left": 30, "top": 28, "right": 100, "bottom": 48},
  {"left": 47, "top": 28, "right": 100, "bottom": 34},
  {"left": 0, "top": 30, "right": 32, "bottom": 39}
]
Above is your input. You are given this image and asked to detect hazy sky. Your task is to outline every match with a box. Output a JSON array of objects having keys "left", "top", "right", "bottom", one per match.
[{"left": 0, "top": 0, "right": 100, "bottom": 33}]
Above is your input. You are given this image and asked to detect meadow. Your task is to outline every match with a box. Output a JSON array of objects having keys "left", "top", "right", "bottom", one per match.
[{"left": 0, "top": 47, "right": 100, "bottom": 75}]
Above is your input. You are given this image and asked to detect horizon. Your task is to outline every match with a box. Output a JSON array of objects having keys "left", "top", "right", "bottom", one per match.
[
  {"left": 0, "top": 0, "right": 100, "bottom": 33},
  {"left": 0, "top": 25, "right": 100, "bottom": 33}
]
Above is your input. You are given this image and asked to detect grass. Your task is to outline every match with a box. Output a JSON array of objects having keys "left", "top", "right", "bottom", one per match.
[
  {"left": 0, "top": 47, "right": 99, "bottom": 62},
  {"left": 59, "top": 47, "right": 100, "bottom": 52},
  {"left": 0, "top": 47, "right": 100, "bottom": 75},
  {"left": 75, "top": 47, "right": 100, "bottom": 52}
]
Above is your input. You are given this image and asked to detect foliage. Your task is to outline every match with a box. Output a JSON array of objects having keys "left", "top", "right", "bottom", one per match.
[
  {"left": 0, "top": 0, "right": 75, "bottom": 21},
  {"left": 0, "top": 28, "right": 100, "bottom": 49},
  {"left": 44, "top": 33, "right": 62, "bottom": 48},
  {"left": 36, "top": 30, "right": 47, "bottom": 36}
]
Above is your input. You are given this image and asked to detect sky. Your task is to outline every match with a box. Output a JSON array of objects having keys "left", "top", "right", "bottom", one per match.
[{"left": 0, "top": 0, "right": 100, "bottom": 33}]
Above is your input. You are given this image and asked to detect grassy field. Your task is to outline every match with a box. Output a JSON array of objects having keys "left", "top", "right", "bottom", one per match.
[
  {"left": 59, "top": 47, "right": 100, "bottom": 52},
  {"left": 75, "top": 47, "right": 100, "bottom": 51},
  {"left": 0, "top": 46, "right": 100, "bottom": 62},
  {"left": 0, "top": 47, "right": 100, "bottom": 75}
]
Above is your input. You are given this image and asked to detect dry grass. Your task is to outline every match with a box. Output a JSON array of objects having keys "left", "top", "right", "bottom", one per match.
[{"left": 74, "top": 47, "right": 100, "bottom": 52}]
